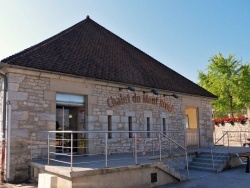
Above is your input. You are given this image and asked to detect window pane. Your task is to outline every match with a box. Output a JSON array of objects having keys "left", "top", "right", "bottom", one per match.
[{"left": 56, "top": 93, "right": 84, "bottom": 105}]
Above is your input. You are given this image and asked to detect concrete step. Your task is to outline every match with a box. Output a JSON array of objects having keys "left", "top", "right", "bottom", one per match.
[
  {"left": 186, "top": 152, "right": 230, "bottom": 173},
  {"left": 200, "top": 151, "right": 227, "bottom": 155},
  {"left": 197, "top": 156, "right": 228, "bottom": 161},
  {"left": 193, "top": 158, "right": 224, "bottom": 164},
  {"left": 189, "top": 161, "right": 221, "bottom": 169},
  {"left": 188, "top": 165, "right": 217, "bottom": 173},
  {"left": 197, "top": 153, "right": 229, "bottom": 160}
]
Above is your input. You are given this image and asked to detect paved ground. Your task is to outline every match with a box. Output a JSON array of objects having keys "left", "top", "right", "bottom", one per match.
[
  {"left": 0, "top": 166, "right": 248, "bottom": 188},
  {"left": 4, "top": 146, "right": 250, "bottom": 188},
  {"left": 160, "top": 165, "right": 250, "bottom": 188}
]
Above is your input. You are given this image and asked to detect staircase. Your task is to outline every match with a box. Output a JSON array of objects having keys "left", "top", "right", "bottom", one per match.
[{"left": 189, "top": 151, "right": 230, "bottom": 173}]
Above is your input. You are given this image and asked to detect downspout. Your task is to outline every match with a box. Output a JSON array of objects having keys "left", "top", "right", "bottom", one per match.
[
  {"left": 0, "top": 72, "right": 7, "bottom": 183},
  {"left": 6, "top": 101, "right": 11, "bottom": 182}
]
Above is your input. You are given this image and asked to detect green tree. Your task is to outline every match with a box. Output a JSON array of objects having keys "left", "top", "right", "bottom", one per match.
[{"left": 198, "top": 53, "right": 250, "bottom": 117}]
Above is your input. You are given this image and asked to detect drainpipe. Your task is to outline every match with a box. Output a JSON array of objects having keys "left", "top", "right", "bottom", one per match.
[
  {"left": 6, "top": 101, "right": 11, "bottom": 182},
  {"left": 0, "top": 72, "right": 7, "bottom": 183}
]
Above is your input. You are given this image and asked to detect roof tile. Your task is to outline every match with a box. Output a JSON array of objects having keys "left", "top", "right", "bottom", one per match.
[{"left": 1, "top": 17, "right": 217, "bottom": 98}]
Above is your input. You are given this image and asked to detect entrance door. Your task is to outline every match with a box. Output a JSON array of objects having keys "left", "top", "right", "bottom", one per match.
[
  {"left": 56, "top": 106, "right": 78, "bottom": 153},
  {"left": 55, "top": 93, "right": 85, "bottom": 154},
  {"left": 185, "top": 106, "right": 199, "bottom": 148}
]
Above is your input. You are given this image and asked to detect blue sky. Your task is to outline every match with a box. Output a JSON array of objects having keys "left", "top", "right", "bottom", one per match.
[{"left": 1, "top": 0, "right": 249, "bottom": 83}]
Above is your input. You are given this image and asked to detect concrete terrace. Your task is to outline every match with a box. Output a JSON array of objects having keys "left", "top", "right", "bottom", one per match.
[{"left": 30, "top": 146, "right": 250, "bottom": 180}]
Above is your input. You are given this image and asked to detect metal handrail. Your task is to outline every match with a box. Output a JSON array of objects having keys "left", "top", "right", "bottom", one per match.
[
  {"left": 160, "top": 133, "right": 186, "bottom": 150},
  {"left": 160, "top": 132, "right": 189, "bottom": 179},
  {"left": 31, "top": 130, "right": 189, "bottom": 175},
  {"left": 235, "top": 153, "right": 247, "bottom": 165},
  {"left": 211, "top": 130, "right": 250, "bottom": 171},
  {"left": 222, "top": 131, "right": 250, "bottom": 145},
  {"left": 38, "top": 130, "right": 184, "bottom": 134},
  {"left": 211, "top": 131, "right": 229, "bottom": 170},
  {"left": 214, "top": 131, "right": 228, "bottom": 145}
]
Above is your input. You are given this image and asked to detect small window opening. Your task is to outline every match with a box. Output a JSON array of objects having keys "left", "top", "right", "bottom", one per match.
[
  {"left": 129, "top": 116, "right": 132, "bottom": 138},
  {"left": 147, "top": 117, "right": 150, "bottom": 138},
  {"left": 163, "top": 118, "right": 166, "bottom": 135},
  {"left": 151, "top": 173, "right": 157, "bottom": 183}
]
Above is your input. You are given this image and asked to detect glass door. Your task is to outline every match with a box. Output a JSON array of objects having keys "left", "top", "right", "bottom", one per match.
[
  {"left": 56, "top": 106, "right": 78, "bottom": 153},
  {"left": 55, "top": 93, "right": 85, "bottom": 154}
]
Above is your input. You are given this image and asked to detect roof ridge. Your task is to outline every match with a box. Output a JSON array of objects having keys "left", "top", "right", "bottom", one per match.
[{"left": 1, "top": 17, "right": 92, "bottom": 62}]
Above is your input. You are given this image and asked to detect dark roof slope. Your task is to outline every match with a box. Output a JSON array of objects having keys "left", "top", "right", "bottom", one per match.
[{"left": 1, "top": 16, "right": 216, "bottom": 98}]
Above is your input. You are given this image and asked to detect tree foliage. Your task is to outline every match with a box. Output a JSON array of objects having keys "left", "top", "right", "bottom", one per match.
[{"left": 198, "top": 53, "right": 250, "bottom": 117}]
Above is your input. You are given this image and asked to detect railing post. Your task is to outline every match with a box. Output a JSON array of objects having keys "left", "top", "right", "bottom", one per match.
[
  {"left": 135, "top": 133, "right": 137, "bottom": 164},
  {"left": 185, "top": 150, "right": 189, "bottom": 179},
  {"left": 227, "top": 132, "right": 230, "bottom": 153},
  {"left": 105, "top": 133, "right": 108, "bottom": 167},
  {"left": 159, "top": 134, "right": 161, "bottom": 162},
  {"left": 153, "top": 139, "right": 155, "bottom": 156},
  {"left": 132, "top": 133, "right": 135, "bottom": 157},
  {"left": 31, "top": 135, "right": 33, "bottom": 161},
  {"left": 223, "top": 133, "right": 225, "bottom": 146},
  {"left": 169, "top": 134, "right": 172, "bottom": 156},
  {"left": 197, "top": 129, "right": 200, "bottom": 150},
  {"left": 71, "top": 132, "right": 73, "bottom": 172},
  {"left": 48, "top": 133, "right": 50, "bottom": 165},
  {"left": 240, "top": 132, "right": 242, "bottom": 146},
  {"left": 211, "top": 147, "right": 214, "bottom": 170},
  {"left": 240, "top": 132, "right": 243, "bottom": 152}
]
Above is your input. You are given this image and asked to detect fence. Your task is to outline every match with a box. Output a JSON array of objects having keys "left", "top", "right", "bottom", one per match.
[
  {"left": 30, "top": 130, "right": 189, "bottom": 178},
  {"left": 211, "top": 131, "right": 250, "bottom": 170}
]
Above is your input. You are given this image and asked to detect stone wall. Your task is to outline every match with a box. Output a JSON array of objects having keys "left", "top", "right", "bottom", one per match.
[
  {"left": 92, "top": 85, "right": 184, "bottom": 131},
  {"left": 200, "top": 100, "right": 214, "bottom": 146},
  {"left": 214, "top": 121, "right": 250, "bottom": 143},
  {"left": 7, "top": 73, "right": 54, "bottom": 182},
  {"left": 0, "top": 68, "right": 214, "bottom": 182},
  {"left": 88, "top": 85, "right": 186, "bottom": 154},
  {"left": 182, "top": 96, "right": 214, "bottom": 148}
]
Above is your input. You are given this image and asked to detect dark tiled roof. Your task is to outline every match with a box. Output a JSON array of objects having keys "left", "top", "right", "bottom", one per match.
[{"left": 1, "top": 17, "right": 217, "bottom": 98}]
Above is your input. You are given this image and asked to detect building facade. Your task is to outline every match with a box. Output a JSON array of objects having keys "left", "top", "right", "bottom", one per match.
[{"left": 0, "top": 16, "right": 216, "bottom": 182}]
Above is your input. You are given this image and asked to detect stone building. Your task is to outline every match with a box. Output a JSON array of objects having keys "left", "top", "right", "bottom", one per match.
[{"left": 0, "top": 16, "right": 216, "bottom": 182}]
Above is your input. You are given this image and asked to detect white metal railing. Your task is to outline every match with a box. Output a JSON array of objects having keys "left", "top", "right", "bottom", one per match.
[
  {"left": 211, "top": 131, "right": 230, "bottom": 170},
  {"left": 30, "top": 130, "right": 189, "bottom": 178},
  {"left": 211, "top": 131, "right": 250, "bottom": 170},
  {"left": 223, "top": 131, "right": 250, "bottom": 148},
  {"left": 160, "top": 132, "right": 189, "bottom": 179}
]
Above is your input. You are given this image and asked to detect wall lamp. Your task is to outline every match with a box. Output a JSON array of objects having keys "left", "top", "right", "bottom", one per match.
[
  {"left": 163, "top": 93, "right": 178, "bottom": 99},
  {"left": 119, "top": 86, "right": 135, "bottom": 92},
  {"left": 143, "top": 88, "right": 158, "bottom": 95}
]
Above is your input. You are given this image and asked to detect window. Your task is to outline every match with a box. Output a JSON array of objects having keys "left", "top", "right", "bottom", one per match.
[
  {"left": 55, "top": 93, "right": 85, "bottom": 154},
  {"left": 163, "top": 118, "right": 166, "bottom": 135},
  {"left": 147, "top": 117, "right": 150, "bottom": 138},
  {"left": 185, "top": 107, "right": 198, "bottom": 129},
  {"left": 186, "top": 115, "right": 189, "bottom": 128},
  {"left": 56, "top": 93, "right": 84, "bottom": 106},
  {"left": 108, "top": 115, "right": 112, "bottom": 139},
  {"left": 129, "top": 116, "right": 132, "bottom": 138}
]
